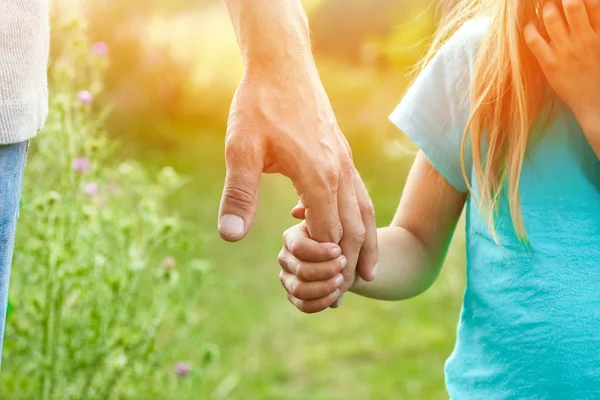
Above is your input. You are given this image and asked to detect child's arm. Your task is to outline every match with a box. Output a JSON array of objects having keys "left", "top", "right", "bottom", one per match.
[
  {"left": 351, "top": 153, "right": 466, "bottom": 300},
  {"left": 278, "top": 152, "right": 466, "bottom": 311}
]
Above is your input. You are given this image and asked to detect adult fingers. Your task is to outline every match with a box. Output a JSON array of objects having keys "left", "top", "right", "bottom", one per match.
[
  {"left": 299, "top": 165, "right": 344, "bottom": 244},
  {"left": 218, "top": 133, "right": 265, "bottom": 242},
  {"left": 543, "top": 1, "right": 570, "bottom": 47},
  {"left": 563, "top": 0, "right": 594, "bottom": 37},
  {"left": 353, "top": 169, "right": 378, "bottom": 282},
  {"left": 525, "top": 23, "right": 556, "bottom": 67},
  {"left": 328, "top": 171, "right": 367, "bottom": 308},
  {"left": 335, "top": 170, "right": 366, "bottom": 298},
  {"left": 282, "top": 222, "right": 341, "bottom": 262},
  {"left": 279, "top": 270, "right": 344, "bottom": 300}
]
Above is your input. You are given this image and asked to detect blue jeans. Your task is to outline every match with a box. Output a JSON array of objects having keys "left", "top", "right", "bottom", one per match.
[{"left": 0, "top": 141, "right": 28, "bottom": 363}]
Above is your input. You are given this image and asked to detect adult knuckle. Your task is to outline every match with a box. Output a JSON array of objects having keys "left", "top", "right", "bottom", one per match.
[
  {"left": 351, "top": 226, "right": 367, "bottom": 245},
  {"left": 341, "top": 150, "right": 354, "bottom": 166},
  {"left": 361, "top": 198, "right": 376, "bottom": 219},
  {"left": 224, "top": 134, "right": 245, "bottom": 158},
  {"left": 320, "top": 162, "right": 340, "bottom": 188}
]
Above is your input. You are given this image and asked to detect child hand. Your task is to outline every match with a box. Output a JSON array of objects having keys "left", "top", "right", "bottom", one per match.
[
  {"left": 278, "top": 221, "right": 347, "bottom": 313},
  {"left": 525, "top": 0, "right": 600, "bottom": 128}
]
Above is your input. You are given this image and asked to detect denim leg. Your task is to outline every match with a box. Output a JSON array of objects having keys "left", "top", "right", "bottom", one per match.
[{"left": 0, "top": 141, "right": 29, "bottom": 366}]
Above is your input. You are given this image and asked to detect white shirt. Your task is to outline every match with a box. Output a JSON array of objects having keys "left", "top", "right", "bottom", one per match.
[{"left": 0, "top": 0, "right": 50, "bottom": 143}]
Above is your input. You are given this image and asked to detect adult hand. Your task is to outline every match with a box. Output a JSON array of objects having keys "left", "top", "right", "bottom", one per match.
[{"left": 218, "top": 68, "right": 378, "bottom": 294}]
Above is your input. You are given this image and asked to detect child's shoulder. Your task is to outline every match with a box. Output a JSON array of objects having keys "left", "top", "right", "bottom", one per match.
[{"left": 442, "top": 18, "right": 490, "bottom": 58}]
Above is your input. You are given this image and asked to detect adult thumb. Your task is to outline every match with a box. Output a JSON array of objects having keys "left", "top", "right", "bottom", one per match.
[{"left": 218, "top": 139, "right": 264, "bottom": 242}]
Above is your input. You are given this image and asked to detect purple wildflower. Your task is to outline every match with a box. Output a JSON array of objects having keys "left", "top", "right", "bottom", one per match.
[
  {"left": 72, "top": 157, "right": 90, "bottom": 172},
  {"left": 174, "top": 362, "right": 191, "bottom": 378},
  {"left": 77, "top": 90, "right": 93, "bottom": 104},
  {"left": 91, "top": 41, "right": 109, "bottom": 57},
  {"left": 82, "top": 183, "right": 98, "bottom": 197}
]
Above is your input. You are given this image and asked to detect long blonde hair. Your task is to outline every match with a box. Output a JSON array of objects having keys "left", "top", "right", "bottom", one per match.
[{"left": 420, "top": 0, "right": 547, "bottom": 240}]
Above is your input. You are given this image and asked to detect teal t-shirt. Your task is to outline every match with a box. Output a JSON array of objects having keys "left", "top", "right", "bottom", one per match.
[{"left": 390, "top": 19, "right": 600, "bottom": 399}]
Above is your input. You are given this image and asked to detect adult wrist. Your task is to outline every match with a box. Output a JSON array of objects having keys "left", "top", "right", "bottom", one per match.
[{"left": 240, "top": 13, "right": 313, "bottom": 75}]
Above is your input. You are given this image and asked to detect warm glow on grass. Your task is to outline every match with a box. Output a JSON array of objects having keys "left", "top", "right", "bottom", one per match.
[{"left": 144, "top": 4, "right": 244, "bottom": 88}]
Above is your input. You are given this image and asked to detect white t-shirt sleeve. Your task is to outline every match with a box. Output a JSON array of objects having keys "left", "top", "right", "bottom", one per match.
[{"left": 389, "top": 20, "right": 485, "bottom": 193}]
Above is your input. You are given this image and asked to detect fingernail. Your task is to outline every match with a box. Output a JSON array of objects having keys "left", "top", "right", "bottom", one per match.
[
  {"left": 219, "top": 214, "right": 245, "bottom": 238},
  {"left": 334, "top": 274, "right": 344, "bottom": 288},
  {"left": 372, "top": 264, "right": 379, "bottom": 279},
  {"left": 336, "top": 294, "right": 344, "bottom": 306},
  {"left": 340, "top": 256, "right": 347, "bottom": 269},
  {"left": 329, "top": 245, "right": 342, "bottom": 258}
]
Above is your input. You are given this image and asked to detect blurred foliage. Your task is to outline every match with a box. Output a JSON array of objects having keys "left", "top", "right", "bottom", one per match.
[{"left": 1, "top": 11, "right": 215, "bottom": 400}]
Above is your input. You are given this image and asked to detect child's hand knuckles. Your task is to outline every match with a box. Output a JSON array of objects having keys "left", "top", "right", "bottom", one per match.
[
  {"left": 279, "top": 272, "right": 293, "bottom": 292},
  {"left": 288, "top": 239, "right": 306, "bottom": 257},
  {"left": 296, "top": 263, "right": 316, "bottom": 281},
  {"left": 562, "top": 0, "right": 583, "bottom": 13},
  {"left": 543, "top": 4, "right": 560, "bottom": 22},
  {"left": 277, "top": 249, "right": 288, "bottom": 269},
  {"left": 582, "top": 33, "right": 600, "bottom": 48},
  {"left": 542, "top": 56, "right": 559, "bottom": 73},
  {"left": 289, "top": 283, "right": 304, "bottom": 299}
]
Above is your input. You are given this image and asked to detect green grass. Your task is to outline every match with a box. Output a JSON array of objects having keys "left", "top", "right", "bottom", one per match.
[{"left": 148, "top": 132, "right": 467, "bottom": 400}]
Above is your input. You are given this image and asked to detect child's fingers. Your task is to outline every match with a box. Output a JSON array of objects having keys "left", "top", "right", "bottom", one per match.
[
  {"left": 525, "top": 23, "right": 556, "bottom": 67},
  {"left": 278, "top": 249, "right": 346, "bottom": 281},
  {"left": 283, "top": 222, "right": 341, "bottom": 262},
  {"left": 586, "top": 0, "right": 600, "bottom": 32},
  {"left": 279, "top": 270, "right": 344, "bottom": 300},
  {"left": 288, "top": 290, "right": 341, "bottom": 314},
  {"left": 563, "top": 0, "right": 594, "bottom": 37},
  {"left": 543, "top": 2, "right": 570, "bottom": 47}
]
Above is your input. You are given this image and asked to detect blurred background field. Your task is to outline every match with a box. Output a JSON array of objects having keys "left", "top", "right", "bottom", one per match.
[{"left": 1, "top": 0, "right": 467, "bottom": 399}]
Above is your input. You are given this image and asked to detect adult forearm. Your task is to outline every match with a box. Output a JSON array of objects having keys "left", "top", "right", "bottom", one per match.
[
  {"left": 350, "top": 226, "right": 441, "bottom": 301},
  {"left": 223, "top": 0, "right": 315, "bottom": 74}
]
